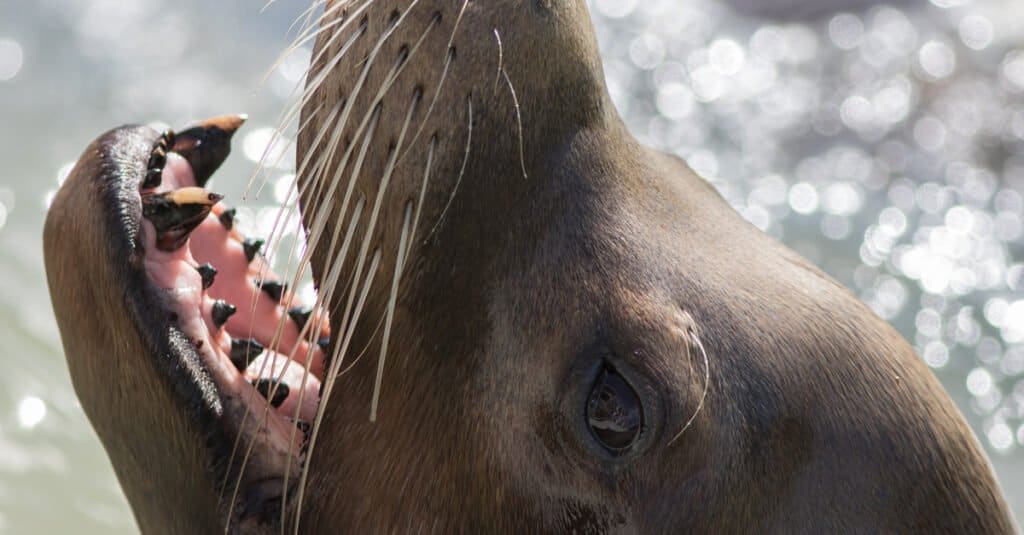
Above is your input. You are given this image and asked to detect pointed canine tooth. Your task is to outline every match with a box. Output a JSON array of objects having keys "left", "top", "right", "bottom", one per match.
[
  {"left": 141, "top": 130, "right": 174, "bottom": 190},
  {"left": 218, "top": 207, "right": 236, "bottom": 231},
  {"left": 294, "top": 419, "right": 311, "bottom": 435},
  {"left": 159, "top": 129, "right": 175, "bottom": 149},
  {"left": 242, "top": 238, "right": 265, "bottom": 262},
  {"left": 288, "top": 306, "right": 313, "bottom": 330},
  {"left": 141, "top": 187, "right": 224, "bottom": 251},
  {"left": 252, "top": 378, "right": 289, "bottom": 408},
  {"left": 147, "top": 145, "right": 167, "bottom": 172},
  {"left": 211, "top": 299, "right": 237, "bottom": 328},
  {"left": 142, "top": 168, "right": 163, "bottom": 189},
  {"left": 229, "top": 338, "right": 264, "bottom": 371},
  {"left": 170, "top": 114, "right": 247, "bottom": 187},
  {"left": 256, "top": 279, "right": 287, "bottom": 302},
  {"left": 195, "top": 263, "right": 217, "bottom": 290}
]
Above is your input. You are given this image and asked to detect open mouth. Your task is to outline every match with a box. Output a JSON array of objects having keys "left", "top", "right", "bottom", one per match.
[{"left": 134, "top": 115, "right": 329, "bottom": 523}]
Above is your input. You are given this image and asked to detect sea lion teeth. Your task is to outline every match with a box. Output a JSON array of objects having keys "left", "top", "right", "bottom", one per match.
[
  {"left": 287, "top": 306, "right": 312, "bottom": 330},
  {"left": 141, "top": 168, "right": 162, "bottom": 190},
  {"left": 170, "top": 114, "right": 247, "bottom": 187},
  {"left": 158, "top": 129, "right": 175, "bottom": 149},
  {"left": 141, "top": 131, "right": 174, "bottom": 189},
  {"left": 210, "top": 299, "right": 236, "bottom": 329},
  {"left": 229, "top": 338, "right": 264, "bottom": 371},
  {"left": 141, "top": 187, "right": 223, "bottom": 251},
  {"left": 252, "top": 378, "right": 289, "bottom": 408},
  {"left": 194, "top": 263, "right": 217, "bottom": 290},
  {"left": 256, "top": 279, "right": 287, "bottom": 302},
  {"left": 242, "top": 238, "right": 264, "bottom": 262},
  {"left": 218, "top": 207, "right": 236, "bottom": 231},
  {"left": 147, "top": 145, "right": 166, "bottom": 171}
]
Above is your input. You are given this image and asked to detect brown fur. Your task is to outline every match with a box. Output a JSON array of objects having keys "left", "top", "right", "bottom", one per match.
[
  {"left": 43, "top": 0, "right": 1016, "bottom": 532},
  {"left": 296, "top": 0, "right": 1017, "bottom": 532},
  {"left": 44, "top": 128, "right": 224, "bottom": 533}
]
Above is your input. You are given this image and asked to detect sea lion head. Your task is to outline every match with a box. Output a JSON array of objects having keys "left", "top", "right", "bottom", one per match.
[
  {"left": 44, "top": 0, "right": 1016, "bottom": 532},
  {"left": 292, "top": 0, "right": 1015, "bottom": 531}
]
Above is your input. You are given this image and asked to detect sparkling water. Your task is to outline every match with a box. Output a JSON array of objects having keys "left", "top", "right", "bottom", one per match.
[{"left": 0, "top": 0, "right": 1019, "bottom": 531}]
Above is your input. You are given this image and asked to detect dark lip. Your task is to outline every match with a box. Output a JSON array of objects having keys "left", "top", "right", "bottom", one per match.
[
  {"left": 105, "top": 125, "right": 230, "bottom": 435},
  {"left": 92, "top": 124, "right": 288, "bottom": 530}
]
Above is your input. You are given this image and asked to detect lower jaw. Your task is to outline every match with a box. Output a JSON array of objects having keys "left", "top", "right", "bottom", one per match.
[{"left": 135, "top": 116, "right": 332, "bottom": 524}]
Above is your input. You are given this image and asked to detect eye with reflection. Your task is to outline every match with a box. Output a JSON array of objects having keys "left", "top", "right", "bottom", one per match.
[{"left": 586, "top": 365, "right": 643, "bottom": 454}]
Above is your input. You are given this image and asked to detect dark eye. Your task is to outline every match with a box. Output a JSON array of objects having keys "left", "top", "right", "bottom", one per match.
[{"left": 586, "top": 365, "right": 643, "bottom": 454}]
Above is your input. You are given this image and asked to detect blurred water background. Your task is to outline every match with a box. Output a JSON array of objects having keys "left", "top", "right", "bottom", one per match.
[{"left": 0, "top": 0, "right": 1020, "bottom": 531}]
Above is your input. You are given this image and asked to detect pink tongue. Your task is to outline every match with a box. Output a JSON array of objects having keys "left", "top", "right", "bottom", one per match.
[{"left": 141, "top": 152, "right": 326, "bottom": 421}]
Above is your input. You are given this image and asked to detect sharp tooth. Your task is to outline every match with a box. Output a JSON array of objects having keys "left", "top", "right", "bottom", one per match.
[
  {"left": 195, "top": 263, "right": 217, "bottom": 290},
  {"left": 141, "top": 187, "right": 223, "bottom": 251},
  {"left": 294, "top": 419, "right": 312, "bottom": 436},
  {"left": 147, "top": 145, "right": 167, "bottom": 172},
  {"left": 252, "top": 378, "right": 290, "bottom": 408},
  {"left": 170, "top": 114, "right": 247, "bottom": 187},
  {"left": 242, "top": 238, "right": 265, "bottom": 262},
  {"left": 158, "top": 129, "right": 175, "bottom": 149},
  {"left": 256, "top": 279, "right": 287, "bottom": 302},
  {"left": 141, "top": 131, "right": 174, "bottom": 189},
  {"left": 229, "top": 338, "right": 264, "bottom": 371},
  {"left": 218, "top": 207, "right": 236, "bottom": 231},
  {"left": 211, "top": 300, "right": 237, "bottom": 328},
  {"left": 142, "top": 168, "right": 163, "bottom": 189},
  {"left": 288, "top": 306, "right": 312, "bottom": 330}
]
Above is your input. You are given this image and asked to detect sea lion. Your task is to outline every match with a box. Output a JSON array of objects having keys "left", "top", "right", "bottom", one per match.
[{"left": 44, "top": 0, "right": 1017, "bottom": 533}]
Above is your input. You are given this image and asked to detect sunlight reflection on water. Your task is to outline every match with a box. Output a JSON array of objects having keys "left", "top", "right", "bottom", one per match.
[{"left": 0, "top": 0, "right": 1020, "bottom": 531}]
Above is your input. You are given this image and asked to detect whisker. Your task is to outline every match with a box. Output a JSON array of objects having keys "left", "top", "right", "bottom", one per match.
[
  {"left": 222, "top": 4, "right": 381, "bottom": 520},
  {"left": 247, "top": 11, "right": 370, "bottom": 197},
  {"left": 291, "top": 69, "right": 422, "bottom": 533},
  {"left": 501, "top": 69, "right": 528, "bottom": 180},
  {"left": 369, "top": 201, "right": 413, "bottom": 421},
  {"left": 426, "top": 96, "right": 473, "bottom": 242},
  {"left": 293, "top": 248, "right": 381, "bottom": 535},
  {"left": 492, "top": 28, "right": 504, "bottom": 95},
  {"left": 668, "top": 330, "right": 711, "bottom": 445},
  {"left": 407, "top": 135, "right": 436, "bottom": 257},
  {"left": 397, "top": 0, "right": 470, "bottom": 166}
]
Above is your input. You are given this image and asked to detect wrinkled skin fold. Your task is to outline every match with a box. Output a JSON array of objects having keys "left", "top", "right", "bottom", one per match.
[{"left": 44, "top": 0, "right": 1017, "bottom": 533}]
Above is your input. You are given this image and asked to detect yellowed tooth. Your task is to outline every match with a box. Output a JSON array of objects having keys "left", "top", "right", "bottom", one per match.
[
  {"left": 170, "top": 114, "right": 247, "bottom": 187},
  {"left": 141, "top": 187, "right": 224, "bottom": 252},
  {"left": 162, "top": 186, "right": 223, "bottom": 206}
]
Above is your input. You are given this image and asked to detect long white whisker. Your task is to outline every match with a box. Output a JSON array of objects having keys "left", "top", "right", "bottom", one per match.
[
  {"left": 668, "top": 331, "right": 711, "bottom": 445},
  {"left": 426, "top": 97, "right": 473, "bottom": 241},
  {"left": 247, "top": 12, "right": 370, "bottom": 197},
  {"left": 407, "top": 135, "right": 435, "bottom": 256},
  {"left": 501, "top": 69, "right": 528, "bottom": 180},
  {"left": 293, "top": 248, "right": 380, "bottom": 534},
  {"left": 492, "top": 28, "right": 504, "bottom": 94},
  {"left": 369, "top": 202, "right": 413, "bottom": 421},
  {"left": 397, "top": 0, "right": 470, "bottom": 166}
]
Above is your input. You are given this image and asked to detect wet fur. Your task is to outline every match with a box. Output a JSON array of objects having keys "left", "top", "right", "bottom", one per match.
[
  {"left": 44, "top": 128, "right": 226, "bottom": 532},
  {"left": 43, "top": 0, "right": 1018, "bottom": 533},
  {"left": 295, "top": 0, "right": 1017, "bottom": 531}
]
